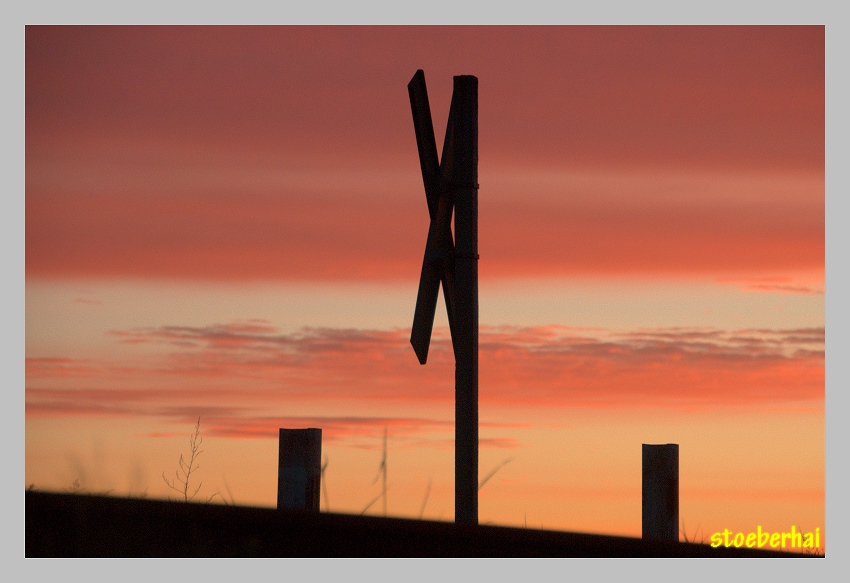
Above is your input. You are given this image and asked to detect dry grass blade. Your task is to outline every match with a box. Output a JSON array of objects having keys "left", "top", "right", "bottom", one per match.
[
  {"left": 680, "top": 520, "right": 707, "bottom": 544},
  {"left": 360, "top": 428, "right": 391, "bottom": 516},
  {"left": 419, "top": 477, "right": 432, "bottom": 519},
  {"left": 321, "top": 455, "right": 330, "bottom": 512},
  {"left": 162, "top": 417, "right": 218, "bottom": 503},
  {"left": 360, "top": 488, "right": 390, "bottom": 515},
  {"left": 478, "top": 458, "right": 513, "bottom": 491}
]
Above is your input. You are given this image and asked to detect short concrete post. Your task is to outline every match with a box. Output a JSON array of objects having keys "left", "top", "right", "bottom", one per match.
[
  {"left": 278, "top": 428, "right": 322, "bottom": 511},
  {"left": 642, "top": 443, "right": 678, "bottom": 541}
]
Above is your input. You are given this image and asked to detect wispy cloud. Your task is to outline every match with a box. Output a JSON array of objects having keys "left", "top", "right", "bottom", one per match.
[
  {"left": 26, "top": 357, "right": 105, "bottom": 379},
  {"left": 717, "top": 275, "right": 824, "bottom": 295},
  {"left": 24, "top": 388, "right": 527, "bottom": 445},
  {"left": 26, "top": 323, "right": 823, "bottom": 433},
  {"left": 73, "top": 297, "right": 103, "bottom": 305}
]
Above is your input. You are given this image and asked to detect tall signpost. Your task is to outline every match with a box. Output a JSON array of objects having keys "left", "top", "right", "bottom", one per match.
[{"left": 408, "top": 70, "right": 479, "bottom": 524}]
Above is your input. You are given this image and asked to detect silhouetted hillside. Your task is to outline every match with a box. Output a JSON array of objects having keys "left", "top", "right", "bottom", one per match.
[{"left": 26, "top": 491, "right": 814, "bottom": 558}]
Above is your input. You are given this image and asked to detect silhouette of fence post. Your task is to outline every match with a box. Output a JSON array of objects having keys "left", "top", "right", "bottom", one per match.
[
  {"left": 278, "top": 428, "right": 322, "bottom": 512},
  {"left": 642, "top": 443, "right": 678, "bottom": 541},
  {"left": 451, "top": 75, "right": 479, "bottom": 526}
]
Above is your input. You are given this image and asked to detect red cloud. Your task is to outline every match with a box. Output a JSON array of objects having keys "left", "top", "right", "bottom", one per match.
[{"left": 27, "top": 324, "right": 824, "bottom": 434}]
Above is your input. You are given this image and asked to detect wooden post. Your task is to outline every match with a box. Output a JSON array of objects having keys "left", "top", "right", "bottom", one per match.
[
  {"left": 642, "top": 443, "right": 678, "bottom": 541},
  {"left": 449, "top": 75, "right": 478, "bottom": 525},
  {"left": 278, "top": 428, "right": 322, "bottom": 512}
]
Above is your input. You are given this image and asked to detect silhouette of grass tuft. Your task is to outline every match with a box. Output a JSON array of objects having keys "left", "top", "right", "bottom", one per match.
[{"left": 162, "top": 417, "right": 220, "bottom": 503}]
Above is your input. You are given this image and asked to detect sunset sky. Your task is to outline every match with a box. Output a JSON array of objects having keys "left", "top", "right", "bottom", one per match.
[{"left": 24, "top": 25, "right": 825, "bottom": 545}]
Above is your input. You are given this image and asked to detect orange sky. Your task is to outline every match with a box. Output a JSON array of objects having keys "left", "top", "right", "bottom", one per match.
[{"left": 25, "top": 25, "right": 824, "bottom": 545}]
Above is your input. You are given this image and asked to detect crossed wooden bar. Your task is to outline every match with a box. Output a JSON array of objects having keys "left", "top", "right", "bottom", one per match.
[{"left": 408, "top": 70, "right": 479, "bottom": 524}]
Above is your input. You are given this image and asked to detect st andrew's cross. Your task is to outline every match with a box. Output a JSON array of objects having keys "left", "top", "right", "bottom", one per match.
[{"left": 408, "top": 70, "right": 479, "bottom": 524}]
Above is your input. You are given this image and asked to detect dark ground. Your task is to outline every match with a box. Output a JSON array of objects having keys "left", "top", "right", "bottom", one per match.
[{"left": 25, "top": 490, "right": 816, "bottom": 558}]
